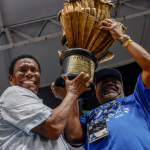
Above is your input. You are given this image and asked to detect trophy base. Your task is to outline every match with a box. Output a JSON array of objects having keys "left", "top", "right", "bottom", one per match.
[{"left": 55, "top": 73, "right": 96, "bottom": 101}]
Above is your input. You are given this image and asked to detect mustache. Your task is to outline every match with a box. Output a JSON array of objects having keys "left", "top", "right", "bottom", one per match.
[{"left": 103, "top": 85, "right": 117, "bottom": 93}]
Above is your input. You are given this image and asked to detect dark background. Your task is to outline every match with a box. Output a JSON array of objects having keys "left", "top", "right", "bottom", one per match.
[{"left": 38, "top": 62, "right": 142, "bottom": 111}]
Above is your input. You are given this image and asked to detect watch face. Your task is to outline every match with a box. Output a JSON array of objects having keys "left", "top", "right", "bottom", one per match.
[{"left": 122, "top": 34, "right": 130, "bottom": 43}]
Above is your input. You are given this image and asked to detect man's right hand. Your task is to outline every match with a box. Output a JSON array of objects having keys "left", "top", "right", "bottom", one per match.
[
  {"left": 51, "top": 72, "right": 93, "bottom": 100},
  {"left": 61, "top": 72, "right": 92, "bottom": 99}
]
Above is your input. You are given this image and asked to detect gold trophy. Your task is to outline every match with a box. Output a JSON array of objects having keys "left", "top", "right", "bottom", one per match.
[{"left": 55, "top": 0, "right": 125, "bottom": 100}]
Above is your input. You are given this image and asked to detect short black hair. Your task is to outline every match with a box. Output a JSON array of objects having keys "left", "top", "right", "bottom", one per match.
[{"left": 9, "top": 54, "right": 41, "bottom": 75}]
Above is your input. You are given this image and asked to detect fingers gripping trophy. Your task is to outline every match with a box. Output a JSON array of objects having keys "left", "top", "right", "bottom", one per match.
[{"left": 55, "top": 0, "right": 126, "bottom": 100}]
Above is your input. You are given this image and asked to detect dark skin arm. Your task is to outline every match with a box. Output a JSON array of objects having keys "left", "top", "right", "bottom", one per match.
[
  {"left": 64, "top": 103, "right": 85, "bottom": 144},
  {"left": 126, "top": 42, "right": 150, "bottom": 88},
  {"left": 101, "top": 19, "right": 150, "bottom": 88},
  {"left": 32, "top": 73, "right": 91, "bottom": 141},
  {"left": 52, "top": 76, "right": 92, "bottom": 144}
]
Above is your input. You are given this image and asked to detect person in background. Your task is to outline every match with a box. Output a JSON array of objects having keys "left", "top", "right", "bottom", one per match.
[{"left": 52, "top": 19, "right": 150, "bottom": 150}]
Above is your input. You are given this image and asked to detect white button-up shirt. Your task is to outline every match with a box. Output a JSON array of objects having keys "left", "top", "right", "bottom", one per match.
[{"left": 0, "top": 86, "right": 68, "bottom": 150}]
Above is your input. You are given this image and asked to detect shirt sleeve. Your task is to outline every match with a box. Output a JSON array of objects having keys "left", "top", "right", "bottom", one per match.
[
  {"left": 1, "top": 90, "right": 51, "bottom": 135},
  {"left": 133, "top": 74, "right": 150, "bottom": 114},
  {"left": 80, "top": 113, "right": 88, "bottom": 133}
]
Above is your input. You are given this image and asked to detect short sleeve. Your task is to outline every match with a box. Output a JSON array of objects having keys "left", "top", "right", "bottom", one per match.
[
  {"left": 133, "top": 74, "right": 150, "bottom": 113},
  {"left": 1, "top": 90, "right": 51, "bottom": 135}
]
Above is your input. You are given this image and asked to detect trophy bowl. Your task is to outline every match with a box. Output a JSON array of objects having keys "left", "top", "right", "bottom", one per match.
[{"left": 55, "top": 48, "right": 98, "bottom": 100}]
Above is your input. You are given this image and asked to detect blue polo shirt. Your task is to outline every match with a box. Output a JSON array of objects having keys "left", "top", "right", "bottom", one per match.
[{"left": 80, "top": 74, "right": 150, "bottom": 150}]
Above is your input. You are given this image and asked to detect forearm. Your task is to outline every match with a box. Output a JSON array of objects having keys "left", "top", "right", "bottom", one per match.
[
  {"left": 50, "top": 93, "right": 78, "bottom": 136},
  {"left": 124, "top": 41, "right": 150, "bottom": 88},
  {"left": 125, "top": 41, "right": 150, "bottom": 72},
  {"left": 32, "top": 93, "right": 78, "bottom": 141},
  {"left": 64, "top": 103, "right": 85, "bottom": 144}
]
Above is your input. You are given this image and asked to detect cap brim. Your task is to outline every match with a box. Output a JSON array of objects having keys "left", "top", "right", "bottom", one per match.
[{"left": 95, "top": 68, "right": 122, "bottom": 84}]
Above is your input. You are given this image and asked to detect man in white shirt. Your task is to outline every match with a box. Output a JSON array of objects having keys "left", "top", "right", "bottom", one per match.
[{"left": 0, "top": 54, "right": 91, "bottom": 150}]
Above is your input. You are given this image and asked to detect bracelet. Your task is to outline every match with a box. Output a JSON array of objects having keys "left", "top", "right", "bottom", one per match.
[{"left": 123, "top": 39, "right": 133, "bottom": 47}]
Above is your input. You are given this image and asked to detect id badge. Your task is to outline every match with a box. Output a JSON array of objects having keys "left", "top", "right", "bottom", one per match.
[{"left": 87, "top": 118, "right": 109, "bottom": 143}]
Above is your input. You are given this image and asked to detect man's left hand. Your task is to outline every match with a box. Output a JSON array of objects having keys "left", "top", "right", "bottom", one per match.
[
  {"left": 51, "top": 82, "right": 67, "bottom": 100},
  {"left": 101, "top": 19, "right": 124, "bottom": 42}
]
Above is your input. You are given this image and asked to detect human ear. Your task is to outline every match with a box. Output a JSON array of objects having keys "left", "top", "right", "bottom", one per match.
[
  {"left": 9, "top": 75, "right": 14, "bottom": 85},
  {"left": 96, "top": 90, "right": 98, "bottom": 98}
]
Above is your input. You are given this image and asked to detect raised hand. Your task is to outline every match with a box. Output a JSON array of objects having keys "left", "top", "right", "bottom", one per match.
[
  {"left": 61, "top": 72, "right": 92, "bottom": 98},
  {"left": 100, "top": 19, "right": 124, "bottom": 42}
]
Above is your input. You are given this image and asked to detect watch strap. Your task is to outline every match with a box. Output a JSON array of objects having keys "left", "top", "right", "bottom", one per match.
[
  {"left": 120, "top": 34, "right": 130, "bottom": 45},
  {"left": 122, "top": 39, "right": 133, "bottom": 47}
]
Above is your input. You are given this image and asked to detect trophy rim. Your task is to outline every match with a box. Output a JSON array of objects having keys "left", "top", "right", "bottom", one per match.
[{"left": 59, "top": 48, "right": 98, "bottom": 69}]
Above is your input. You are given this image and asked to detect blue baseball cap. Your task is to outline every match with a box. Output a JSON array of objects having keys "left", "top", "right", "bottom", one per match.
[{"left": 95, "top": 68, "right": 123, "bottom": 84}]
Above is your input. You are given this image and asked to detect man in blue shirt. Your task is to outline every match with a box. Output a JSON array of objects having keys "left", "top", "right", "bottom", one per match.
[
  {"left": 0, "top": 54, "right": 91, "bottom": 150},
  {"left": 52, "top": 19, "right": 150, "bottom": 150}
]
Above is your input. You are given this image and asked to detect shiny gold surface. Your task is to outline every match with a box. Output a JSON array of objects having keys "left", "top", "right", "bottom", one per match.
[{"left": 67, "top": 54, "right": 95, "bottom": 78}]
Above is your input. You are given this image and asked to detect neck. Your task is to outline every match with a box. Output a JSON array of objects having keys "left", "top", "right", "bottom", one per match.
[{"left": 99, "top": 98, "right": 115, "bottom": 105}]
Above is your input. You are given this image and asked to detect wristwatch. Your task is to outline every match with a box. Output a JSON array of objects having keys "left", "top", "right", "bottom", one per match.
[{"left": 120, "top": 34, "right": 130, "bottom": 45}]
